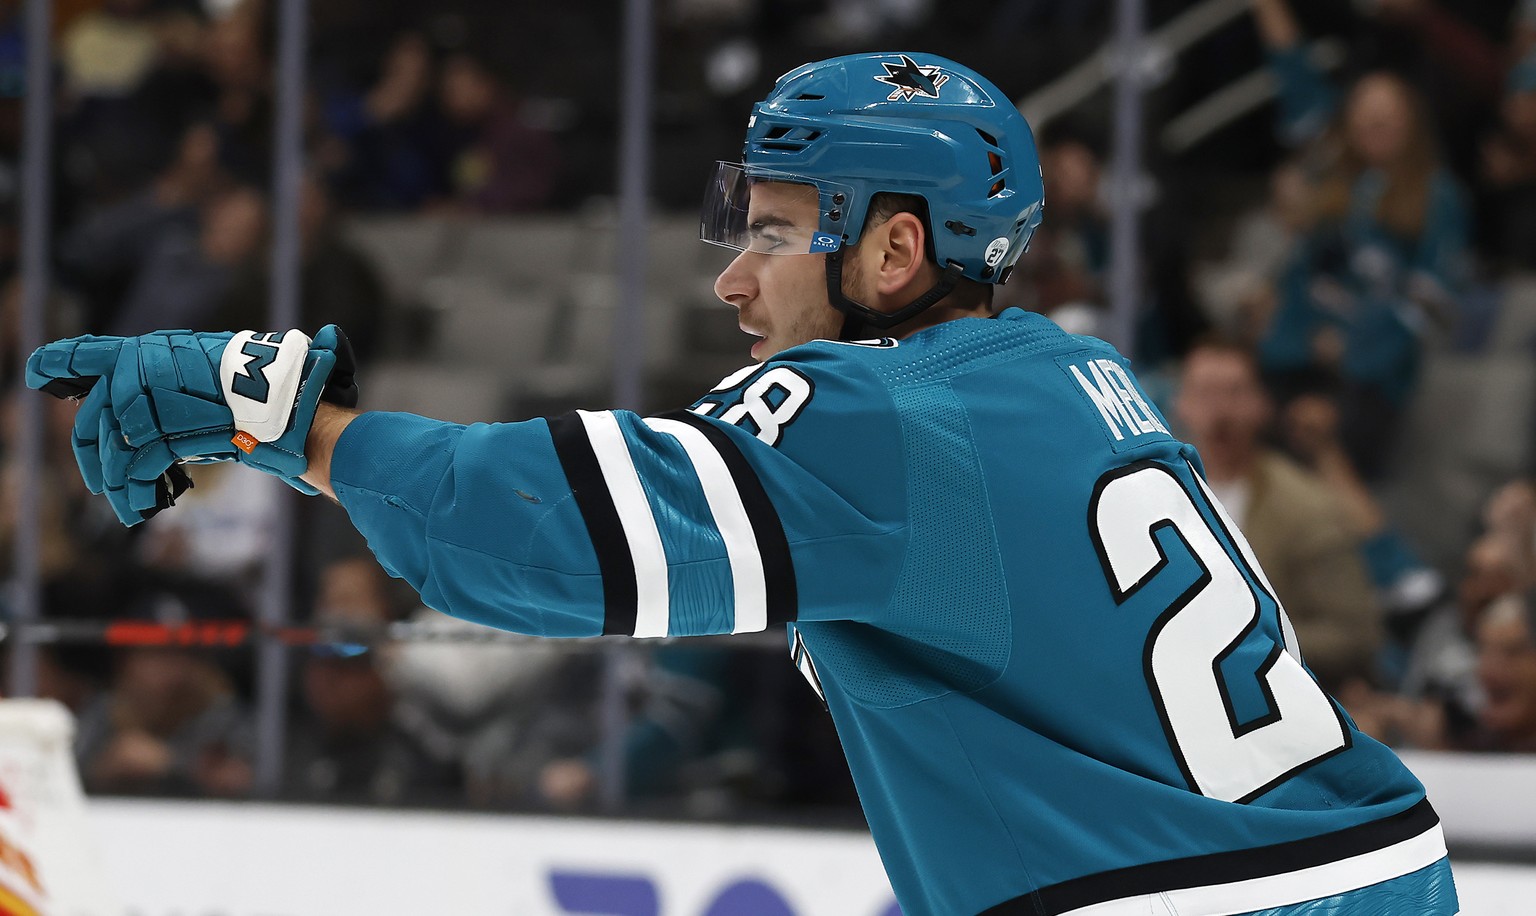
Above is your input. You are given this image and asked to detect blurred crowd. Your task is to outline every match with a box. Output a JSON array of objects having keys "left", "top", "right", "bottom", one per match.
[{"left": 0, "top": 0, "right": 1534, "bottom": 818}]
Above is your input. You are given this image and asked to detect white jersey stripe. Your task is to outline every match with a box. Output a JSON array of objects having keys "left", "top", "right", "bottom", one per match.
[
  {"left": 645, "top": 417, "right": 768, "bottom": 634},
  {"left": 1061, "top": 822, "right": 1448, "bottom": 916},
  {"left": 577, "top": 410, "right": 671, "bottom": 638}
]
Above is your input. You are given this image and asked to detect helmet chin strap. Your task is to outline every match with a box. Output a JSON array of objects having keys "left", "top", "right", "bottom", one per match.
[{"left": 825, "top": 247, "right": 965, "bottom": 340}]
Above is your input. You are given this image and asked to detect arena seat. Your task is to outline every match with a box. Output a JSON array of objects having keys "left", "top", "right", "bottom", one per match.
[{"left": 1379, "top": 352, "right": 1536, "bottom": 572}]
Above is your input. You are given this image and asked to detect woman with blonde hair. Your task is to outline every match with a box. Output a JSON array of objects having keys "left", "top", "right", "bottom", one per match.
[{"left": 1251, "top": 0, "right": 1469, "bottom": 479}]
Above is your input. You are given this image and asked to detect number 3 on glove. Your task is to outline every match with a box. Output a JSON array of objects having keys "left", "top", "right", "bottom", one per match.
[{"left": 25, "top": 324, "right": 358, "bottom": 527}]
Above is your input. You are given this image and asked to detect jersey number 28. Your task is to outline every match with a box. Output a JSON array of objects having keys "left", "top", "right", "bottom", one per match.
[{"left": 1090, "top": 461, "right": 1350, "bottom": 803}]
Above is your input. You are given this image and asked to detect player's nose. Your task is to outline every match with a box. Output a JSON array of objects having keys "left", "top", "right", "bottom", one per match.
[{"left": 713, "top": 250, "right": 758, "bottom": 309}]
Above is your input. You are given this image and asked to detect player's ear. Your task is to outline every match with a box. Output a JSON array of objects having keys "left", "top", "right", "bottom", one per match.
[{"left": 870, "top": 211, "right": 928, "bottom": 294}]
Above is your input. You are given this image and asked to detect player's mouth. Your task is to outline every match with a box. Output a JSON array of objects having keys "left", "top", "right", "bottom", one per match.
[{"left": 741, "top": 325, "right": 767, "bottom": 359}]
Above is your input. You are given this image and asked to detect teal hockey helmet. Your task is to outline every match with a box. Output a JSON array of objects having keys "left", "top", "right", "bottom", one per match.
[{"left": 701, "top": 52, "right": 1045, "bottom": 329}]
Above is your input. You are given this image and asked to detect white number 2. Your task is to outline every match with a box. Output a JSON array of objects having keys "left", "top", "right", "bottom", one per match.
[{"left": 1091, "top": 462, "right": 1349, "bottom": 803}]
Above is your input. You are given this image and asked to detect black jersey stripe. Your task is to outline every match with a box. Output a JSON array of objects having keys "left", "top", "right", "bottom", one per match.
[
  {"left": 667, "top": 410, "right": 799, "bottom": 624},
  {"left": 978, "top": 799, "right": 1441, "bottom": 915},
  {"left": 546, "top": 413, "right": 637, "bottom": 636}
]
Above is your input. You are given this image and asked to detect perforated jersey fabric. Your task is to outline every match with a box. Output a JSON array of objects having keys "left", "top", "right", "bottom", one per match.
[{"left": 330, "top": 309, "right": 1453, "bottom": 916}]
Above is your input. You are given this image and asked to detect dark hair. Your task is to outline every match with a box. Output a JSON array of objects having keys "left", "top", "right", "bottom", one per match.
[{"left": 862, "top": 192, "right": 993, "bottom": 310}]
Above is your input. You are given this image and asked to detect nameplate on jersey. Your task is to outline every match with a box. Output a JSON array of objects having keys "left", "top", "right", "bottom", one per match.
[
  {"left": 1059, "top": 355, "right": 1169, "bottom": 449},
  {"left": 691, "top": 364, "right": 815, "bottom": 448}
]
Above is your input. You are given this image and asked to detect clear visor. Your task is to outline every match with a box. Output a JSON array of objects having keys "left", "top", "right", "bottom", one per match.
[{"left": 699, "top": 161, "right": 845, "bottom": 256}]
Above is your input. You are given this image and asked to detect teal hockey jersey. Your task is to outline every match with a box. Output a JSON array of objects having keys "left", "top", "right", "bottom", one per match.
[{"left": 330, "top": 308, "right": 1450, "bottom": 915}]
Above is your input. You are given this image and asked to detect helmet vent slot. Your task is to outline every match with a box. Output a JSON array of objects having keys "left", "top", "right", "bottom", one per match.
[
  {"left": 975, "top": 128, "right": 999, "bottom": 147},
  {"left": 756, "top": 126, "right": 822, "bottom": 151},
  {"left": 986, "top": 149, "right": 1006, "bottom": 197},
  {"left": 795, "top": 93, "right": 825, "bottom": 100}
]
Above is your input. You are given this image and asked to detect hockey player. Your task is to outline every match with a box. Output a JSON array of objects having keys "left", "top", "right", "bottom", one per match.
[{"left": 29, "top": 53, "right": 1457, "bottom": 915}]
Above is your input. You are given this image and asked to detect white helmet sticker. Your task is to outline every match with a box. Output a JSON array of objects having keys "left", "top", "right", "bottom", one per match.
[{"left": 984, "top": 237, "right": 1011, "bottom": 267}]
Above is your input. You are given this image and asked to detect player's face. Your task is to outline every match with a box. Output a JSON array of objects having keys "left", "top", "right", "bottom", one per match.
[{"left": 713, "top": 181, "right": 844, "bottom": 361}]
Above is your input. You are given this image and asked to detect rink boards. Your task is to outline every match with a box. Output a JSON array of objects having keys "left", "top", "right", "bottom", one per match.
[{"left": 89, "top": 784, "right": 1535, "bottom": 916}]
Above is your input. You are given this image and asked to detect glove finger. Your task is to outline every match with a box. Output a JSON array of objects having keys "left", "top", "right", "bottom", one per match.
[
  {"left": 126, "top": 439, "right": 177, "bottom": 482},
  {"left": 167, "top": 431, "right": 239, "bottom": 462},
  {"left": 69, "top": 380, "right": 112, "bottom": 495},
  {"left": 102, "top": 414, "right": 177, "bottom": 516},
  {"left": 129, "top": 333, "right": 187, "bottom": 404},
  {"left": 97, "top": 408, "right": 142, "bottom": 526},
  {"left": 109, "top": 336, "right": 145, "bottom": 429},
  {"left": 170, "top": 331, "right": 223, "bottom": 400},
  {"left": 25, "top": 336, "right": 125, "bottom": 396},
  {"left": 126, "top": 464, "right": 174, "bottom": 515},
  {"left": 100, "top": 473, "right": 143, "bottom": 527},
  {"left": 134, "top": 459, "right": 195, "bottom": 522}
]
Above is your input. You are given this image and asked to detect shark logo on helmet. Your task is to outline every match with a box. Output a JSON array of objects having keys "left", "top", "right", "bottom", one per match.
[{"left": 874, "top": 55, "right": 948, "bottom": 101}]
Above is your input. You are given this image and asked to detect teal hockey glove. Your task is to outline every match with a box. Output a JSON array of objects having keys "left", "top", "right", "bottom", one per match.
[{"left": 25, "top": 325, "right": 358, "bottom": 526}]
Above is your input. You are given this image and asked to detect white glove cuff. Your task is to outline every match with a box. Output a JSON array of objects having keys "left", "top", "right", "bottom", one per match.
[{"left": 219, "top": 329, "right": 313, "bottom": 442}]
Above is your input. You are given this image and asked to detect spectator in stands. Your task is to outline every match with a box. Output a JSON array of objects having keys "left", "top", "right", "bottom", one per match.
[
  {"left": 536, "top": 646, "right": 856, "bottom": 818},
  {"left": 131, "top": 464, "right": 278, "bottom": 592},
  {"left": 2, "top": 382, "right": 126, "bottom": 723},
  {"left": 994, "top": 127, "right": 1107, "bottom": 337},
  {"left": 1174, "top": 336, "right": 1381, "bottom": 691},
  {"left": 1197, "top": 161, "right": 1311, "bottom": 345},
  {"left": 1463, "top": 590, "right": 1536, "bottom": 751},
  {"left": 57, "top": 121, "right": 230, "bottom": 331},
  {"left": 436, "top": 49, "right": 559, "bottom": 214},
  {"left": 1477, "top": 52, "right": 1536, "bottom": 271},
  {"left": 107, "top": 183, "right": 267, "bottom": 336},
  {"left": 1251, "top": 0, "right": 1470, "bottom": 480},
  {"left": 320, "top": 31, "right": 452, "bottom": 211},
  {"left": 1347, "top": 586, "right": 1536, "bottom": 754},
  {"left": 385, "top": 605, "right": 602, "bottom": 810},
  {"left": 1482, "top": 476, "right": 1536, "bottom": 581},
  {"left": 58, "top": 0, "right": 162, "bottom": 101},
  {"left": 536, "top": 647, "right": 738, "bottom": 815},
  {"left": 200, "top": 0, "right": 272, "bottom": 188},
  {"left": 74, "top": 580, "right": 255, "bottom": 797},
  {"left": 0, "top": 383, "right": 136, "bottom": 609},
  {"left": 285, "top": 557, "right": 460, "bottom": 805},
  {"left": 214, "top": 172, "right": 390, "bottom": 363},
  {"left": 1338, "top": 473, "right": 1536, "bottom": 751},
  {"left": 1279, "top": 391, "right": 1445, "bottom": 683},
  {"left": 53, "top": 0, "right": 208, "bottom": 204}
]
